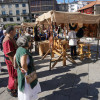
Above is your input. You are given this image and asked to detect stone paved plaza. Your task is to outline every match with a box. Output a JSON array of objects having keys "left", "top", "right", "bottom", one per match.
[{"left": 0, "top": 39, "right": 100, "bottom": 100}]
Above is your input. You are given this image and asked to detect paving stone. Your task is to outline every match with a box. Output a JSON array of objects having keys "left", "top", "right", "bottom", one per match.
[{"left": 0, "top": 39, "right": 100, "bottom": 100}]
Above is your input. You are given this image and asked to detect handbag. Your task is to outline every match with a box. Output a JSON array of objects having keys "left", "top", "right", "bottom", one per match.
[
  {"left": 25, "top": 71, "right": 37, "bottom": 84},
  {"left": 18, "top": 64, "right": 37, "bottom": 84}
]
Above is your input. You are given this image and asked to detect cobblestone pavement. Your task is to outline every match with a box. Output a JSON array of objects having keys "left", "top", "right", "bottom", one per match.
[{"left": 0, "top": 39, "right": 100, "bottom": 100}]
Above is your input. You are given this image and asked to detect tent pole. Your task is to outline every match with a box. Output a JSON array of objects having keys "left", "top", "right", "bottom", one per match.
[
  {"left": 64, "top": 23, "right": 66, "bottom": 39},
  {"left": 96, "top": 38, "right": 99, "bottom": 60},
  {"left": 96, "top": 20, "right": 100, "bottom": 60}
]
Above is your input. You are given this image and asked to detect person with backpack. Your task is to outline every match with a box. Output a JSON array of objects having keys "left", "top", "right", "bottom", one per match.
[{"left": 68, "top": 24, "right": 77, "bottom": 59}]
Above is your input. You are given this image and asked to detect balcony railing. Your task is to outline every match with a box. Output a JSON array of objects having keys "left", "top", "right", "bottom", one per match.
[
  {"left": 1, "top": 14, "right": 9, "bottom": 17},
  {"left": 21, "top": 13, "right": 29, "bottom": 16}
]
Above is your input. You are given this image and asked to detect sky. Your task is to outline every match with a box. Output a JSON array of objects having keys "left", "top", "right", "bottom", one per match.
[{"left": 57, "top": 0, "right": 96, "bottom": 3}]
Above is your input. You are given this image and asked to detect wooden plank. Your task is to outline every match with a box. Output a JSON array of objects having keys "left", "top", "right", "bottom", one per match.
[
  {"left": 62, "top": 44, "right": 66, "bottom": 66},
  {"left": 51, "top": 59, "right": 62, "bottom": 62},
  {"left": 53, "top": 50, "right": 61, "bottom": 56},
  {"left": 51, "top": 54, "right": 63, "bottom": 69},
  {"left": 41, "top": 49, "right": 50, "bottom": 60},
  {"left": 66, "top": 53, "right": 76, "bottom": 63}
]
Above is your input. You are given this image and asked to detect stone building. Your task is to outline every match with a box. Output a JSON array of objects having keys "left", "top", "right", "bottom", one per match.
[
  {"left": 68, "top": 1, "right": 92, "bottom": 12},
  {"left": 56, "top": 3, "right": 68, "bottom": 12},
  {"left": 0, "top": 0, "right": 29, "bottom": 25},
  {"left": 29, "top": 0, "right": 57, "bottom": 22}
]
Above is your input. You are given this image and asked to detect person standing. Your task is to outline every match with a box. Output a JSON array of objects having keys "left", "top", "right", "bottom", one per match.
[
  {"left": 34, "top": 25, "right": 40, "bottom": 41},
  {"left": 3, "top": 26, "right": 17, "bottom": 97},
  {"left": 16, "top": 35, "right": 41, "bottom": 100},
  {"left": 68, "top": 25, "right": 77, "bottom": 58},
  {"left": 25, "top": 27, "right": 33, "bottom": 53},
  {"left": 0, "top": 30, "right": 7, "bottom": 72},
  {"left": 57, "top": 25, "right": 61, "bottom": 38},
  {"left": 0, "top": 27, "right": 3, "bottom": 37},
  {"left": 0, "top": 30, "right": 6, "bottom": 51}
]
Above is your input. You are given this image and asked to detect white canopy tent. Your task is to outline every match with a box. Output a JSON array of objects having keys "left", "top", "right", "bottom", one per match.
[
  {"left": 36, "top": 10, "right": 100, "bottom": 24},
  {"left": 21, "top": 22, "right": 37, "bottom": 27},
  {"left": 36, "top": 10, "right": 100, "bottom": 37}
]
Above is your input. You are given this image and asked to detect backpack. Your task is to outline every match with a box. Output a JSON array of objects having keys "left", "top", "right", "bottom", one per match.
[{"left": 76, "top": 28, "right": 84, "bottom": 38}]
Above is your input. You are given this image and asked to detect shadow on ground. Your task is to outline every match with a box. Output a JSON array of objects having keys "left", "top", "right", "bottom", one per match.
[
  {"left": 0, "top": 77, "right": 8, "bottom": 88},
  {"left": 39, "top": 73, "right": 100, "bottom": 100},
  {"left": 37, "top": 57, "right": 99, "bottom": 79},
  {"left": 1, "top": 62, "right": 6, "bottom": 67}
]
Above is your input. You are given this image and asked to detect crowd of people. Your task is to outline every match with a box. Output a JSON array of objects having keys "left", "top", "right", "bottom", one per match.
[{"left": 0, "top": 23, "right": 85, "bottom": 100}]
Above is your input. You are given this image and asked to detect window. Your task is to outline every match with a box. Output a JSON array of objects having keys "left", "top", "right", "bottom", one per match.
[
  {"left": 15, "top": 4, "right": 19, "bottom": 8},
  {"left": 16, "top": 10, "right": 20, "bottom": 15},
  {"left": 17, "top": 17, "right": 20, "bottom": 21},
  {"left": 1, "top": 5, "right": 5, "bottom": 8},
  {"left": 71, "top": 8, "right": 74, "bottom": 10},
  {"left": 32, "top": 19, "right": 35, "bottom": 22},
  {"left": 2, "top": 11, "right": 6, "bottom": 15},
  {"left": 22, "top": 4, "right": 26, "bottom": 7},
  {"left": 22, "top": 10, "right": 26, "bottom": 14},
  {"left": 3, "top": 18, "right": 7, "bottom": 22},
  {"left": 8, "top": 4, "right": 12, "bottom": 8},
  {"left": 24, "top": 17, "right": 27, "bottom": 20},
  {"left": 9, "top": 10, "right": 13, "bottom": 15},
  {"left": 71, "top": 5, "right": 74, "bottom": 7},
  {"left": 10, "top": 17, "right": 13, "bottom": 22}
]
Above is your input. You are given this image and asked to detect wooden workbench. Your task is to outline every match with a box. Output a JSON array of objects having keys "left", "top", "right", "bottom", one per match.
[{"left": 78, "top": 42, "right": 91, "bottom": 60}]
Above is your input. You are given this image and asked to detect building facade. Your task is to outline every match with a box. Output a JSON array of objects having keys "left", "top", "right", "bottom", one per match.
[
  {"left": 68, "top": 1, "right": 91, "bottom": 12},
  {"left": 78, "top": 1, "right": 100, "bottom": 15},
  {"left": 56, "top": 3, "right": 68, "bottom": 12},
  {"left": 0, "top": 0, "right": 29, "bottom": 25},
  {"left": 29, "top": 0, "right": 57, "bottom": 22},
  {"left": 94, "top": 4, "right": 100, "bottom": 14}
]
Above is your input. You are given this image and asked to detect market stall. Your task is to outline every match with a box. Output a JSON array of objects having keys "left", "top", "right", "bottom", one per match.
[{"left": 36, "top": 10, "right": 100, "bottom": 69}]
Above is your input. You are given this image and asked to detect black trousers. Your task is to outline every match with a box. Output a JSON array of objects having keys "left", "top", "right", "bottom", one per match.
[
  {"left": 70, "top": 46, "right": 77, "bottom": 57},
  {"left": 0, "top": 44, "right": 3, "bottom": 51}
]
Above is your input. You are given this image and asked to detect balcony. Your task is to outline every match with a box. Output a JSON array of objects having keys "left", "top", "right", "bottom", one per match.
[
  {"left": 1, "top": 14, "right": 9, "bottom": 18},
  {"left": 21, "top": 13, "right": 29, "bottom": 16}
]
